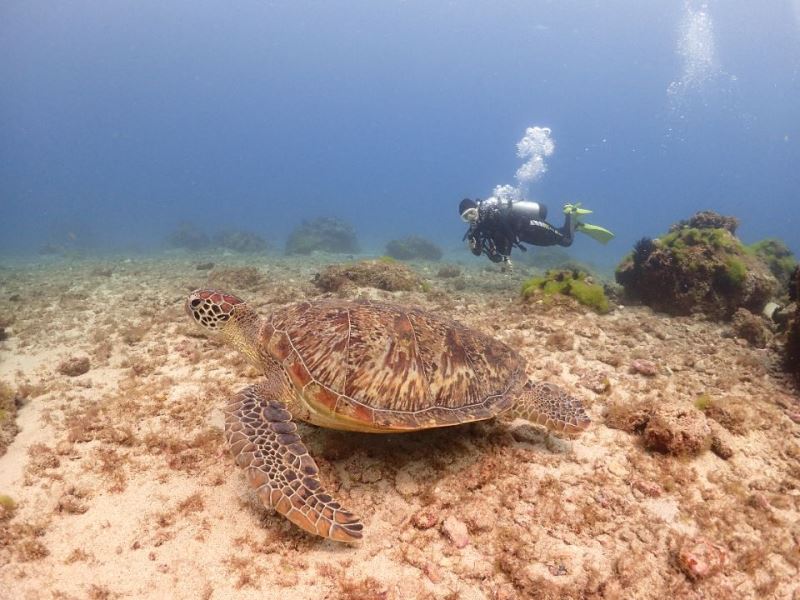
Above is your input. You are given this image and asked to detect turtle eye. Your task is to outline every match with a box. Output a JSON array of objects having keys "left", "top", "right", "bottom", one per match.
[{"left": 190, "top": 299, "right": 201, "bottom": 308}]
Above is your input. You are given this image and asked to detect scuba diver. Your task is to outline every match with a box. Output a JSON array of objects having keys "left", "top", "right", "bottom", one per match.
[{"left": 459, "top": 196, "right": 614, "bottom": 270}]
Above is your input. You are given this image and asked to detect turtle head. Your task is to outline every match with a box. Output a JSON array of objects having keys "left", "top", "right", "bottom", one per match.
[{"left": 186, "top": 289, "right": 262, "bottom": 362}]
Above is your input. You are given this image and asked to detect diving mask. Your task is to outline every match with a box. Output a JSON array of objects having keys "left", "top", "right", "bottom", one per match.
[{"left": 461, "top": 207, "right": 479, "bottom": 223}]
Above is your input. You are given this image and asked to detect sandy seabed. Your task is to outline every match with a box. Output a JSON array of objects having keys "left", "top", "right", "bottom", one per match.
[{"left": 0, "top": 252, "right": 798, "bottom": 600}]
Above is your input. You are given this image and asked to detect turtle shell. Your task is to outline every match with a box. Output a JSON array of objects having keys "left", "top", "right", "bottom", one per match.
[{"left": 263, "top": 299, "right": 525, "bottom": 431}]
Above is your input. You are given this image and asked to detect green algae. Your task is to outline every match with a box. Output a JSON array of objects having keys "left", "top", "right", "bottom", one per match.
[
  {"left": 522, "top": 269, "right": 610, "bottom": 314},
  {"left": 694, "top": 394, "right": 713, "bottom": 411},
  {"left": 747, "top": 238, "right": 797, "bottom": 287},
  {"left": 723, "top": 257, "right": 747, "bottom": 288},
  {"left": 661, "top": 227, "right": 743, "bottom": 255}
]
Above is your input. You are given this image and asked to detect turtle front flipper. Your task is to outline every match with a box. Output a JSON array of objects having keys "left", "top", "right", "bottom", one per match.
[
  {"left": 224, "top": 380, "right": 363, "bottom": 542},
  {"left": 505, "top": 381, "right": 591, "bottom": 434}
]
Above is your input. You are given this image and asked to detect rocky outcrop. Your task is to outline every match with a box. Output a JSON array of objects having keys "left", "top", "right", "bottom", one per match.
[
  {"left": 616, "top": 212, "right": 777, "bottom": 320},
  {"left": 285, "top": 217, "right": 359, "bottom": 255}
]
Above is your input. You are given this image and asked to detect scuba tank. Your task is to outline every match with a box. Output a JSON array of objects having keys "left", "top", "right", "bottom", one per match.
[
  {"left": 509, "top": 200, "right": 547, "bottom": 223},
  {"left": 478, "top": 197, "right": 547, "bottom": 221}
]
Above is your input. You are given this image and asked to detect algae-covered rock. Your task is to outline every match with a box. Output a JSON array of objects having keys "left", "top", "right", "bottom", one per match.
[
  {"left": 522, "top": 269, "right": 610, "bottom": 314},
  {"left": 385, "top": 236, "right": 442, "bottom": 261},
  {"left": 669, "top": 210, "right": 739, "bottom": 235},
  {"left": 747, "top": 238, "right": 797, "bottom": 294},
  {"left": 615, "top": 212, "right": 777, "bottom": 320},
  {"left": 285, "top": 217, "right": 359, "bottom": 255},
  {"left": 313, "top": 260, "right": 425, "bottom": 293},
  {"left": 0, "top": 382, "right": 19, "bottom": 457},
  {"left": 215, "top": 230, "right": 270, "bottom": 253},
  {"left": 786, "top": 267, "right": 800, "bottom": 381}
]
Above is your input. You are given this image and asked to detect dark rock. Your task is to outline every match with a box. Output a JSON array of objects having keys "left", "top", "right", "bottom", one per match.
[
  {"left": 385, "top": 236, "right": 442, "bottom": 261},
  {"left": 285, "top": 217, "right": 359, "bottom": 255},
  {"left": 195, "top": 262, "right": 215, "bottom": 271}
]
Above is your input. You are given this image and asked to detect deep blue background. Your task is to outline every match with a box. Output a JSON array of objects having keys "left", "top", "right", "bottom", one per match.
[{"left": 1, "top": 1, "right": 799, "bottom": 264}]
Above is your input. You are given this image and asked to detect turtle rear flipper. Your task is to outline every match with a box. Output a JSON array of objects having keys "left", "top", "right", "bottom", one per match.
[
  {"left": 225, "top": 379, "right": 363, "bottom": 542},
  {"left": 505, "top": 381, "right": 591, "bottom": 434}
]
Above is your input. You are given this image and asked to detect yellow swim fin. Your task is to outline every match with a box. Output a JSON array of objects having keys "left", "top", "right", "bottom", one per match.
[{"left": 576, "top": 222, "right": 615, "bottom": 244}]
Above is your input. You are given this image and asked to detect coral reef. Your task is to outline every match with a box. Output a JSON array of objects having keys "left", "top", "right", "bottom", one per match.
[
  {"left": 313, "top": 260, "right": 425, "bottom": 293},
  {"left": 521, "top": 269, "right": 610, "bottom": 314},
  {"left": 747, "top": 238, "right": 797, "bottom": 293},
  {"left": 385, "top": 236, "right": 443, "bottom": 261},
  {"left": 215, "top": 230, "right": 270, "bottom": 254},
  {"left": 0, "top": 382, "right": 19, "bottom": 457},
  {"left": 285, "top": 217, "right": 359, "bottom": 255},
  {"left": 616, "top": 212, "right": 777, "bottom": 319},
  {"left": 166, "top": 223, "right": 211, "bottom": 251}
]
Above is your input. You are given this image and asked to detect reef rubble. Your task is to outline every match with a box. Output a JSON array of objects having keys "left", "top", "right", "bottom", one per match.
[{"left": 0, "top": 254, "right": 798, "bottom": 599}]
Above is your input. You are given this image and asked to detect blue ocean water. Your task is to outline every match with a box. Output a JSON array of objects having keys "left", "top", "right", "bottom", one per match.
[{"left": 1, "top": 1, "right": 798, "bottom": 266}]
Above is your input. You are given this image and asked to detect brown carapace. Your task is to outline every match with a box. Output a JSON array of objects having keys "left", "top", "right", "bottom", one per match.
[{"left": 187, "top": 289, "right": 590, "bottom": 542}]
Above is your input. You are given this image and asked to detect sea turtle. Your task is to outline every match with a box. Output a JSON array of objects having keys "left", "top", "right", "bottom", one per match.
[{"left": 186, "top": 289, "right": 590, "bottom": 543}]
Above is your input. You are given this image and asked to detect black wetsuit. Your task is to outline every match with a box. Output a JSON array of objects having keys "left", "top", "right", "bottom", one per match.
[{"left": 465, "top": 198, "right": 576, "bottom": 263}]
